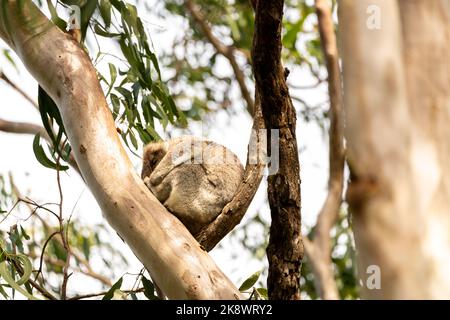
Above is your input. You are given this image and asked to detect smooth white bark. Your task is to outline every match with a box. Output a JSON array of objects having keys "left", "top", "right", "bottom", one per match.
[{"left": 339, "top": 0, "right": 450, "bottom": 299}]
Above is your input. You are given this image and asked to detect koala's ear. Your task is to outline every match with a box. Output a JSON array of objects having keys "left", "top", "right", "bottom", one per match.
[{"left": 142, "top": 142, "right": 166, "bottom": 179}]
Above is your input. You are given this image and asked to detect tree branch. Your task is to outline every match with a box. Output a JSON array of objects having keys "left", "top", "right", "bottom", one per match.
[
  {"left": 301, "top": 0, "right": 346, "bottom": 300},
  {"left": 0, "top": 118, "right": 81, "bottom": 175},
  {"left": 252, "top": 0, "right": 303, "bottom": 300},
  {"left": 0, "top": 117, "right": 47, "bottom": 136},
  {"left": 0, "top": 70, "right": 38, "bottom": 110},
  {"left": 185, "top": 0, "right": 255, "bottom": 115},
  {"left": 68, "top": 287, "right": 145, "bottom": 300},
  {"left": 196, "top": 95, "right": 265, "bottom": 251}
]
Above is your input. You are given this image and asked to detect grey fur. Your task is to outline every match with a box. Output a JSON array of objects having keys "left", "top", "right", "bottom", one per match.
[{"left": 141, "top": 136, "right": 244, "bottom": 235}]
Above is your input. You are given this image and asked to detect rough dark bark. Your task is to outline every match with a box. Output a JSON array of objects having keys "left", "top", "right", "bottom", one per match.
[{"left": 251, "top": 0, "right": 303, "bottom": 300}]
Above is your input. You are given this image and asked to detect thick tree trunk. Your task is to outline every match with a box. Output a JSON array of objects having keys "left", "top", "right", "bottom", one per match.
[
  {"left": 252, "top": 1, "right": 303, "bottom": 300},
  {"left": 0, "top": 0, "right": 242, "bottom": 300},
  {"left": 339, "top": 0, "right": 450, "bottom": 299}
]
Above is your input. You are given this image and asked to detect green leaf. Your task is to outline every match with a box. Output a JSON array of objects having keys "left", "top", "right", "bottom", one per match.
[
  {"left": 13, "top": 254, "right": 33, "bottom": 286},
  {"left": 82, "top": 237, "right": 90, "bottom": 261},
  {"left": 99, "top": 0, "right": 112, "bottom": 28},
  {"left": 128, "top": 130, "right": 138, "bottom": 149},
  {"left": 145, "top": 125, "right": 161, "bottom": 141},
  {"left": 239, "top": 270, "right": 261, "bottom": 292},
  {"left": 2, "top": 49, "right": 17, "bottom": 71},
  {"left": 46, "top": 0, "right": 67, "bottom": 30},
  {"left": 255, "top": 288, "right": 268, "bottom": 299},
  {"left": 115, "top": 87, "right": 133, "bottom": 103},
  {"left": 110, "top": 93, "right": 121, "bottom": 118},
  {"left": 0, "top": 284, "right": 8, "bottom": 299},
  {"left": 32, "top": 134, "right": 69, "bottom": 171},
  {"left": 94, "top": 23, "right": 121, "bottom": 38},
  {"left": 50, "top": 238, "right": 67, "bottom": 263},
  {"left": 146, "top": 51, "right": 161, "bottom": 81},
  {"left": 102, "top": 277, "right": 123, "bottom": 300},
  {"left": 62, "top": 143, "right": 72, "bottom": 163},
  {"left": 109, "top": 63, "right": 117, "bottom": 85},
  {"left": 123, "top": 3, "right": 139, "bottom": 33},
  {"left": 0, "top": 258, "right": 38, "bottom": 300},
  {"left": 9, "top": 226, "right": 24, "bottom": 253},
  {"left": 141, "top": 276, "right": 158, "bottom": 300},
  {"left": 20, "top": 226, "right": 30, "bottom": 241},
  {"left": 37, "top": 85, "right": 68, "bottom": 158},
  {"left": 283, "top": 20, "right": 302, "bottom": 49},
  {"left": 80, "top": 0, "right": 98, "bottom": 41}
]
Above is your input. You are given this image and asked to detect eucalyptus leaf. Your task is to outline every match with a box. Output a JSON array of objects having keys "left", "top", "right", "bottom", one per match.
[
  {"left": 239, "top": 270, "right": 261, "bottom": 292},
  {"left": 102, "top": 277, "right": 123, "bottom": 300}
]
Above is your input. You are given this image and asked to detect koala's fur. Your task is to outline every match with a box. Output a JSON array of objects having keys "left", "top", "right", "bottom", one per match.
[{"left": 141, "top": 136, "right": 244, "bottom": 235}]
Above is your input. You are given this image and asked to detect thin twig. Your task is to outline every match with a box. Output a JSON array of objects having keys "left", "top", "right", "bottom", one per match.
[
  {"left": 56, "top": 155, "right": 72, "bottom": 300},
  {"left": 184, "top": 0, "right": 254, "bottom": 115},
  {"left": 9, "top": 176, "right": 112, "bottom": 287},
  {"left": 35, "top": 231, "right": 60, "bottom": 283},
  {"left": 0, "top": 71, "right": 39, "bottom": 110},
  {"left": 304, "top": 0, "right": 346, "bottom": 300},
  {"left": 0, "top": 118, "right": 81, "bottom": 175},
  {"left": 68, "top": 287, "right": 145, "bottom": 300}
]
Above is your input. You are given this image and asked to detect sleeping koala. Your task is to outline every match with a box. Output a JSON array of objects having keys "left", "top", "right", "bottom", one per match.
[{"left": 141, "top": 136, "right": 244, "bottom": 235}]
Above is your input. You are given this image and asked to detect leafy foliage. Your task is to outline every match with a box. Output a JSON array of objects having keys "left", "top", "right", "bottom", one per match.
[{"left": 35, "top": 0, "right": 190, "bottom": 168}]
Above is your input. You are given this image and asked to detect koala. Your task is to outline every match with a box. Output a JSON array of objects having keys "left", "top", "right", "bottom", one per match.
[{"left": 141, "top": 136, "right": 244, "bottom": 235}]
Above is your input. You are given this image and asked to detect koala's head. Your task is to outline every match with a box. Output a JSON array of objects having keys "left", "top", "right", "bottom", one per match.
[{"left": 141, "top": 141, "right": 168, "bottom": 179}]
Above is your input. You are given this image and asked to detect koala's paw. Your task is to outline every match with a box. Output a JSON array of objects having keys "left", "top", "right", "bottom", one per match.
[
  {"left": 150, "top": 173, "right": 164, "bottom": 186},
  {"left": 143, "top": 176, "right": 151, "bottom": 187}
]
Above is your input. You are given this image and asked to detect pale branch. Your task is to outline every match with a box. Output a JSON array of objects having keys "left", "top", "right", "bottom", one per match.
[
  {"left": 303, "top": 0, "right": 346, "bottom": 300},
  {"left": 0, "top": 118, "right": 81, "bottom": 175},
  {"left": 0, "top": 117, "right": 47, "bottom": 136},
  {"left": 185, "top": 0, "right": 255, "bottom": 116},
  {"left": 0, "top": 70, "right": 39, "bottom": 109},
  {"left": 288, "top": 79, "right": 325, "bottom": 90},
  {"left": 0, "top": 0, "right": 242, "bottom": 300},
  {"left": 196, "top": 95, "right": 265, "bottom": 251},
  {"left": 252, "top": 0, "right": 303, "bottom": 300}
]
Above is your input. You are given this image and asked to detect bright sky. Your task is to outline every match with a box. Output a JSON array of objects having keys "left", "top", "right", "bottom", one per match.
[{"left": 0, "top": 0, "right": 329, "bottom": 298}]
